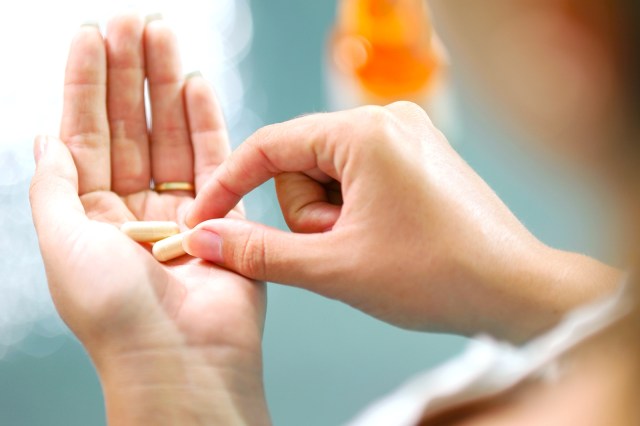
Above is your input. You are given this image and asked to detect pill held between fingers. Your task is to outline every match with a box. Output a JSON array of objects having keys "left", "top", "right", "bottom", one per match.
[
  {"left": 152, "top": 232, "right": 188, "bottom": 262},
  {"left": 121, "top": 221, "right": 180, "bottom": 242}
]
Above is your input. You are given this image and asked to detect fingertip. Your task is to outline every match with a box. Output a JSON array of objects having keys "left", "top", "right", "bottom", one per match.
[
  {"left": 185, "top": 70, "right": 203, "bottom": 81},
  {"left": 184, "top": 208, "right": 198, "bottom": 229},
  {"left": 184, "top": 74, "right": 223, "bottom": 121},
  {"left": 144, "top": 14, "right": 172, "bottom": 36},
  {"left": 106, "top": 13, "right": 144, "bottom": 37},
  {"left": 143, "top": 16, "right": 175, "bottom": 60},
  {"left": 185, "top": 195, "right": 212, "bottom": 228},
  {"left": 185, "top": 74, "right": 214, "bottom": 103},
  {"left": 145, "top": 13, "right": 163, "bottom": 25},
  {"left": 182, "top": 227, "right": 224, "bottom": 264},
  {"left": 285, "top": 205, "right": 341, "bottom": 234},
  {"left": 184, "top": 199, "right": 214, "bottom": 229},
  {"left": 76, "top": 22, "right": 103, "bottom": 39},
  {"left": 74, "top": 19, "right": 103, "bottom": 38},
  {"left": 66, "top": 25, "right": 106, "bottom": 85},
  {"left": 34, "top": 136, "right": 71, "bottom": 168},
  {"left": 80, "top": 21, "right": 100, "bottom": 31}
]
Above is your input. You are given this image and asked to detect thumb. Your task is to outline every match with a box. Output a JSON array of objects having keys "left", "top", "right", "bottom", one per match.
[
  {"left": 183, "top": 218, "right": 343, "bottom": 287},
  {"left": 30, "top": 135, "right": 87, "bottom": 247}
]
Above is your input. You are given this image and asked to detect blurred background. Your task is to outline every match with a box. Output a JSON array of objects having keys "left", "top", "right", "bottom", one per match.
[{"left": 0, "top": 0, "right": 615, "bottom": 425}]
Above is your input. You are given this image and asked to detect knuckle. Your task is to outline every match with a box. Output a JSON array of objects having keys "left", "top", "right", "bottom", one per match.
[
  {"left": 386, "top": 101, "right": 432, "bottom": 127},
  {"left": 341, "top": 105, "right": 395, "bottom": 153},
  {"left": 358, "top": 104, "right": 393, "bottom": 124},
  {"left": 64, "top": 132, "right": 105, "bottom": 151},
  {"left": 362, "top": 105, "right": 400, "bottom": 148},
  {"left": 246, "top": 125, "right": 281, "bottom": 173},
  {"left": 236, "top": 227, "right": 268, "bottom": 279},
  {"left": 249, "top": 124, "right": 278, "bottom": 149},
  {"left": 387, "top": 100, "right": 423, "bottom": 114}
]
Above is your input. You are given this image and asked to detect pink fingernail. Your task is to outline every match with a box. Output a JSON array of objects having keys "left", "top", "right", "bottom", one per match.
[{"left": 184, "top": 229, "right": 223, "bottom": 263}]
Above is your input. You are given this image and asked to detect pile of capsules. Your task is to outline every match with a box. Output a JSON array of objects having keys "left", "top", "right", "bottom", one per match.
[{"left": 120, "top": 221, "right": 188, "bottom": 262}]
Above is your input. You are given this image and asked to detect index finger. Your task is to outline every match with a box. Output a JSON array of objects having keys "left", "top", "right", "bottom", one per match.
[
  {"left": 60, "top": 24, "right": 110, "bottom": 195},
  {"left": 185, "top": 110, "right": 355, "bottom": 227}
]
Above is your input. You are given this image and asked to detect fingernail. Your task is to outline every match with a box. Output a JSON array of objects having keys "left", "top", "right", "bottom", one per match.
[
  {"left": 80, "top": 21, "right": 100, "bottom": 30},
  {"left": 185, "top": 71, "right": 203, "bottom": 80},
  {"left": 184, "top": 229, "right": 223, "bottom": 264},
  {"left": 34, "top": 135, "right": 48, "bottom": 165},
  {"left": 145, "top": 13, "right": 163, "bottom": 24}
]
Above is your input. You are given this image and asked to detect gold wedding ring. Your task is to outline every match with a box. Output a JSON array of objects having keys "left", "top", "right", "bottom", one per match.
[{"left": 154, "top": 182, "right": 195, "bottom": 193}]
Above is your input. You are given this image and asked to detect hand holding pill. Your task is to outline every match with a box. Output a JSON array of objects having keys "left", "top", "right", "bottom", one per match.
[{"left": 185, "top": 101, "right": 619, "bottom": 342}]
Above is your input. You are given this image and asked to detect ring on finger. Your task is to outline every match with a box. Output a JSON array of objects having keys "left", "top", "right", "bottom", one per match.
[{"left": 154, "top": 182, "right": 195, "bottom": 193}]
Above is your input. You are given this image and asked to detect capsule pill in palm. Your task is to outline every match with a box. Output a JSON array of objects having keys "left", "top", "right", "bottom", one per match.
[
  {"left": 120, "top": 221, "right": 180, "bottom": 242},
  {"left": 152, "top": 232, "right": 188, "bottom": 262}
]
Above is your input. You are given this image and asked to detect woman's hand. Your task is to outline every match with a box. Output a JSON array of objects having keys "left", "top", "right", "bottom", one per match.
[
  {"left": 185, "top": 102, "right": 620, "bottom": 342},
  {"left": 30, "top": 16, "right": 269, "bottom": 425}
]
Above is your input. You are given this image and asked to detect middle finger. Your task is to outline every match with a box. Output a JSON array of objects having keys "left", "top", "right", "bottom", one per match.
[
  {"left": 106, "top": 15, "right": 151, "bottom": 195},
  {"left": 144, "top": 17, "right": 194, "bottom": 189}
]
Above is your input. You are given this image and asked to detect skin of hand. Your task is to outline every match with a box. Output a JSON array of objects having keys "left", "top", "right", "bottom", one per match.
[
  {"left": 29, "top": 16, "right": 269, "bottom": 425},
  {"left": 185, "top": 102, "right": 621, "bottom": 342}
]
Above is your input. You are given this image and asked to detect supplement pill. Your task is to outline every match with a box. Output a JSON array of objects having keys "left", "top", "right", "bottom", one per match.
[
  {"left": 121, "top": 221, "right": 180, "bottom": 242},
  {"left": 152, "top": 232, "right": 187, "bottom": 262}
]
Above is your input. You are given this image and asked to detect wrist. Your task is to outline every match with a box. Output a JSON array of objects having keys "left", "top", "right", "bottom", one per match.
[
  {"left": 91, "top": 344, "right": 270, "bottom": 426},
  {"left": 481, "top": 241, "right": 622, "bottom": 342}
]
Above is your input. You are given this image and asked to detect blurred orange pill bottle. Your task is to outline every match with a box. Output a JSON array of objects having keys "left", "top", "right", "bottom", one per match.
[{"left": 326, "top": 0, "right": 451, "bottom": 128}]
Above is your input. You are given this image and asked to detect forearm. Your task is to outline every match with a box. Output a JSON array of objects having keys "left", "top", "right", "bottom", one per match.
[{"left": 93, "top": 346, "right": 271, "bottom": 426}]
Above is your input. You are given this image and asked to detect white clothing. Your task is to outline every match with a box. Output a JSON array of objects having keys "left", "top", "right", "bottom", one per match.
[{"left": 348, "top": 283, "right": 632, "bottom": 426}]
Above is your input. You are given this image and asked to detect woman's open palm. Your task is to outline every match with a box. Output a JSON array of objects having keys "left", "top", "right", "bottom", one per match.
[{"left": 30, "top": 15, "right": 265, "bottom": 376}]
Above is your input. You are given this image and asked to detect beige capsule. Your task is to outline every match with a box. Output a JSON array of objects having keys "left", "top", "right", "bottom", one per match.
[
  {"left": 121, "top": 221, "right": 180, "bottom": 243},
  {"left": 152, "top": 232, "right": 188, "bottom": 262}
]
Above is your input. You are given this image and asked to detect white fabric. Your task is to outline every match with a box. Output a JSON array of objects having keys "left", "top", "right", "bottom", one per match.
[{"left": 347, "top": 282, "right": 632, "bottom": 426}]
